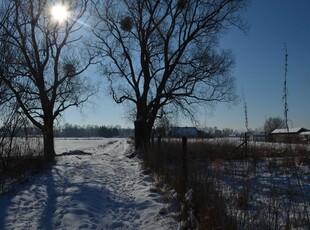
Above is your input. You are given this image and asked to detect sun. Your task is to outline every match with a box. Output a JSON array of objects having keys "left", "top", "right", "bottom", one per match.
[{"left": 51, "top": 4, "right": 69, "bottom": 23}]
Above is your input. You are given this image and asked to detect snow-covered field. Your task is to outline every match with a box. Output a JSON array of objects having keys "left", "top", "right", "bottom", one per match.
[
  {"left": 213, "top": 158, "right": 310, "bottom": 228},
  {"left": 0, "top": 138, "right": 178, "bottom": 229}
]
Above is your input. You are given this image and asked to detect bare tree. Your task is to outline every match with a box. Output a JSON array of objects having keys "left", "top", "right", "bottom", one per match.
[
  {"left": 264, "top": 117, "right": 286, "bottom": 135},
  {"left": 91, "top": 0, "right": 248, "bottom": 150},
  {"left": 283, "top": 44, "right": 289, "bottom": 130},
  {"left": 0, "top": 0, "right": 94, "bottom": 162},
  {"left": 155, "top": 111, "right": 172, "bottom": 138}
]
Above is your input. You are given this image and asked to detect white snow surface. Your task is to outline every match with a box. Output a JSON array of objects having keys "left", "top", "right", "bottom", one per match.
[{"left": 0, "top": 138, "right": 178, "bottom": 229}]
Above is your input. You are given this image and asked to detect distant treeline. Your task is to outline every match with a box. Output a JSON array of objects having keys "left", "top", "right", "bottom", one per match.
[
  {"left": 0, "top": 123, "right": 134, "bottom": 138},
  {"left": 56, "top": 124, "right": 120, "bottom": 138}
]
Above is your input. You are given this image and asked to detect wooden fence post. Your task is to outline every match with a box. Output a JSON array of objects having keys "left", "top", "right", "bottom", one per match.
[
  {"left": 151, "top": 132, "right": 155, "bottom": 146},
  {"left": 245, "top": 132, "right": 248, "bottom": 157},
  {"left": 182, "top": 136, "right": 187, "bottom": 156},
  {"left": 157, "top": 135, "right": 161, "bottom": 148},
  {"left": 182, "top": 136, "right": 188, "bottom": 193}
]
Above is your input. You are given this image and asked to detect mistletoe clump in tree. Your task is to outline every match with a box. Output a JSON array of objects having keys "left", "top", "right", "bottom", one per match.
[
  {"left": 0, "top": 0, "right": 95, "bottom": 162},
  {"left": 92, "top": 0, "right": 248, "bottom": 151}
]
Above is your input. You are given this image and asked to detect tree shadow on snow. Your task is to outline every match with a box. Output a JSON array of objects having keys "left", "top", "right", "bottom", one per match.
[
  {"left": 38, "top": 163, "right": 137, "bottom": 229},
  {"left": 38, "top": 169, "right": 57, "bottom": 230},
  {"left": 0, "top": 191, "right": 14, "bottom": 230}
]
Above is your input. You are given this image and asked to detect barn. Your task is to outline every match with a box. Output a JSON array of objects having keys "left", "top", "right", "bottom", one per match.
[
  {"left": 299, "top": 130, "right": 310, "bottom": 143},
  {"left": 169, "top": 127, "right": 199, "bottom": 138},
  {"left": 270, "top": 127, "right": 308, "bottom": 142}
]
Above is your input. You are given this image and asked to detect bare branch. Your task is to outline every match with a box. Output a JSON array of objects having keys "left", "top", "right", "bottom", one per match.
[
  {"left": 0, "top": 0, "right": 94, "bottom": 160},
  {"left": 91, "top": 0, "right": 248, "bottom": 148}
]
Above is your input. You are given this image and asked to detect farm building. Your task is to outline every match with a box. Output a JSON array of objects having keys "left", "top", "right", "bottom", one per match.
[
  {"left": 250, "top": 132, "right": 266, "bottom": 142},
  {"left": 169, "top": 127, "right": 199, "bottom": 138},
  {"left": 300, "top": 131, "right": 310, "bottom": 143},
  {"left": 270, "top": 127, "right": 309, "bottom": 142}
]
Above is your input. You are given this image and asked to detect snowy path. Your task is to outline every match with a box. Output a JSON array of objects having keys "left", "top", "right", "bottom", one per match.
[{"left": 0, "top": 138, "right": 177, "bottom": 229}]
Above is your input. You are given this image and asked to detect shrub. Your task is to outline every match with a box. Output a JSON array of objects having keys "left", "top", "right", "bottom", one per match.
[{"left": 0, "top": 137, "right": 46, "bottom": 194}]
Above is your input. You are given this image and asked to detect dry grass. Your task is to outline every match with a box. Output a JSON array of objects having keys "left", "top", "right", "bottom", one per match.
[
  {"left": 142, "top": 138, "right": 310, "bottom": 229},
  {"left": 0, "top": 138, "right": 47, "bottom": 194},
  {"left": 143, "top": 139, "right": 238, "bottom": 229}
]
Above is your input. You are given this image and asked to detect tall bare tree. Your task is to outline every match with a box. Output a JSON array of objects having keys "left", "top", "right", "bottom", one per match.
[
  {"left": 0, "top": 0, "right": 94, "bottom": 162},
  {"left": 91, "top": 0, "right": 247, "bottom": 150}
]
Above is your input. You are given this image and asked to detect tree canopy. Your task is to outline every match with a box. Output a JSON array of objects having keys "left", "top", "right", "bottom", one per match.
[
  {"left": 91, "top": 0, "right": 248, "bottom": 149},
  {"left": 0, "top": 0, "right": 94, "bottom": 161},
  {"left": 264, "top": 117, "right": 286, "bottom": 135}
]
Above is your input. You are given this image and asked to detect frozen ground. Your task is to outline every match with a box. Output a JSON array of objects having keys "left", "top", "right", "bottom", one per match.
[{"left": 0, "top": 138, "right": 178, "bottom": 229}]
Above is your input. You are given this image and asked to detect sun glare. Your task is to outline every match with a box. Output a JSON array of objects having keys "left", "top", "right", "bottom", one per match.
[{"left": 51, "top": 4, "right": 69, "bottom": 23}]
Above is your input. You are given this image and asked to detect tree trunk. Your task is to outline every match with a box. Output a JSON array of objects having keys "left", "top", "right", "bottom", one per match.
[
  {"left": 42, "top": 121, "right": 56, "bottom": 163},
  {"left": 134, "top": 119, "right": 152, "bottom": 151}
]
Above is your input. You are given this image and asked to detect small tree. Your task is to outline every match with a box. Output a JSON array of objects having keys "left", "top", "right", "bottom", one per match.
[
  {"left": 155, "top": 113, "right": 171, "bottom": 138},
  {"left": 264, "top": 117, "right": 286, "bottom": 135},
  {"left": 0, "top": 0, "right": 94, "bottom": 162},
  {"left": 91, "top": 0, "right": 248, "bottom": 151}
]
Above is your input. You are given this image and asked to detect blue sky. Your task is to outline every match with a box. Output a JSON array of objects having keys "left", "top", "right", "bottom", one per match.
[{"left": 62, "top": 0, "right": 310, "bottom": 131}]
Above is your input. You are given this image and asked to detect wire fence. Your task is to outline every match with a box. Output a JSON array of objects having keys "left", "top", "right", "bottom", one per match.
[{"left": 145, "top": 136, "right": 310, "bottom": 229}]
